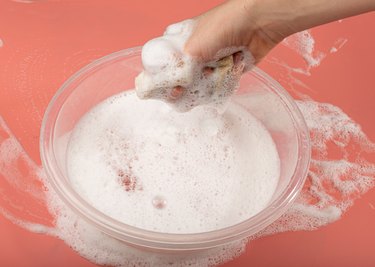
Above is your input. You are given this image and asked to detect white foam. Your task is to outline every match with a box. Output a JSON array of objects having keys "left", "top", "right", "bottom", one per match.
[
  {"left": 135, "top": 19, "right": 253, "bottom": 112},
  {"left": 66, "top": 91, "right": 280, "bottom": 233},
  {"left": 255, "top": 100, "right": 375, "bottom": 238},
  {"left": 330, "top": 38, "right": 348, "bottom": 54},
  {"left": 0, "top": 95, "right": 374, "bottom": 266},
  {"left": 0, "top": 38, "right": 3, "bottom": 48},
  {"left": 282, "top": 30, "right": 326, "bottom": 73}
]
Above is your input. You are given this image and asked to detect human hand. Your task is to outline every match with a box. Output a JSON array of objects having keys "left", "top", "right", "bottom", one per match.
[{"left": 185, "top": 0, "right": 375, "bottom": 64}]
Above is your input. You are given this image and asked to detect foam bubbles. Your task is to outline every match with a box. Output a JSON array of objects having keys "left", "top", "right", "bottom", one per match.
[
  {"left": 141, "top": 38, "right": 177, "bottom": 74},
  {"left": 66, "top": 91, "right": 280, "bottom": 233},
  {"left": 135, "top": 19, "right": 253, "bottom": 112},
  {"left": 152, "top": 195, "right": 167, "bottom": 209},
  {"left": 0, "top": 96, "right": 374, "bottom": 266},
  {"left": 283, "top": 30, "right": 326, "bottom": 69},
  {"left": 254, "top": 100, "right": 375, "bottom": 238}
]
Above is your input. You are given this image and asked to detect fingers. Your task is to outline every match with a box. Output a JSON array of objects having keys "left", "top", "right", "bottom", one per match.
[
  {"left": 201, "top": 51, "right": 246, "bottom": 79},
  {"left": 168, "top": 51, "right": 245, "bottom": 102}
]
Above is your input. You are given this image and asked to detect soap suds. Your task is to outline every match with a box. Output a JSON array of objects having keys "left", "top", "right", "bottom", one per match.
[
  {"left": 255, "top": 101, "right": 375, "bottom": 237},
  {"left": 0, "top": 38, "right": 3, "bottom": 48},
  {"left": 136, "top": 19, "right": 253, "bottom": 112},
  {"left": 66, "top": 91, "right": 280, "bottom": 234},
  {"left": 0, "top": 117, "right": 53, "bottom": 226},
  {"left": 0, "top": 114, "right": 250, "bottom": 267},
  {"left": 268, "top": 31, "right": 348, "bottom": 98},
  {"left": 260, "top": 31, "right": 325, "bottom": 98},
  {"left": 282, "top": 30, "right": 326, "bottom": 73},
  {"left": 50, "top": 182, "right": 249, "bottom": 267},
  {"left": 330, "top": 38, "right": 348, "bottom": 54},
  {"left": 281, "top": 31, "right": 348, "bottom": 73},
  {"left": 265, "top": 57, "right": 314, "bottom": 99},
  {"left": 1, "top": 95, "right": 374, "bottom": 266}
]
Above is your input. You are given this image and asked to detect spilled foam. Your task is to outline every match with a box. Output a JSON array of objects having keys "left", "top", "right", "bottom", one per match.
[
  {"left": 135, "top": 19, "right": 252, "bottom": 112},
  {"left": 267, "top": 31, "right": 348, "bottom": 98},
  {"left": 0, "top": 96, "right": 374, "bottom": 265},
  {"left": 330, "top": 38, "right": 348, "bottom": 54},
  {"left": 254, "top": 101, "right": 375, "bottom": 237},
  {"left": 282, "top": 30, "right": 326, "bottom": 71}
]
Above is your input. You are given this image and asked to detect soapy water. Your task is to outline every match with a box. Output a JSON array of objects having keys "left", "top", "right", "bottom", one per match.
[{"left": 0, "top": 96, "right": 374, "bottom": 266}]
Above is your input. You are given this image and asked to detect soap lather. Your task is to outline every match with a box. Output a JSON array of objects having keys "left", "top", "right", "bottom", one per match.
[{"left": 135, "top": 19, "right": 252, "bottom": 112}]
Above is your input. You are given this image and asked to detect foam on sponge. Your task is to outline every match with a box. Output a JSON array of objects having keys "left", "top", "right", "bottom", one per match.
[{"left": 135, "top": 19, "right": 253, "bottom": 112}]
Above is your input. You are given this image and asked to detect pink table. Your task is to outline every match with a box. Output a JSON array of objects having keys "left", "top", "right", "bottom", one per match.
[{"left": 0, "top": 1, "right": 374, "bottom": 266}]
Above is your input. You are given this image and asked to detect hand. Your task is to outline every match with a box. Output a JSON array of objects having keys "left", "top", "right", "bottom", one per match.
[
  {"left": 185, "top": 0, "right": 285, "bottom": 64},
  {"left": 185, "top": 0, "right": 375, "bottom": 64}
]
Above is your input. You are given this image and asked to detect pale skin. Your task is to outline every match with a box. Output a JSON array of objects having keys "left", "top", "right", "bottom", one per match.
[
  {"left": 185, "top": 0, "right": 375, "bottom": 63},
  {"left": 169, "top": 0, "right": 374, "bottom": 101}
]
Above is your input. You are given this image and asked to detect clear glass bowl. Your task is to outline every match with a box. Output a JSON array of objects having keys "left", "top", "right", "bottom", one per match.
[{"left": 40, "top": 47, "right": 310, "bottom": 251}]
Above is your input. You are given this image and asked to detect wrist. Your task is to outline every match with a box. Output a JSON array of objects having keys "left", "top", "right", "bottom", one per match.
[{"left": 241, "top": 0, "right": 297, "bottom": 41}]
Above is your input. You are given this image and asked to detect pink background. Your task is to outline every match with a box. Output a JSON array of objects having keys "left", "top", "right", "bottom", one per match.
[{"left": 0, "top": 1, "right": 374, "bottom": 266}]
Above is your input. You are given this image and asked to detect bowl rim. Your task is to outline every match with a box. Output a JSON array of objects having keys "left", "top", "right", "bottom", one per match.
[{"left": 40, "top": 46, "right": 311, "bottom": 251}]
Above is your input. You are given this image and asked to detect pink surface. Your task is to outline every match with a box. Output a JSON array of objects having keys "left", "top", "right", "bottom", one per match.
[{"left": 0, "top": 1, "right": 374, "bottom": 266}]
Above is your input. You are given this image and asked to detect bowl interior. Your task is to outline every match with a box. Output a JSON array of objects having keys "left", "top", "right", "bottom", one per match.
[{"left": 41, "top": 47, "right": 310, "bottom": 250}]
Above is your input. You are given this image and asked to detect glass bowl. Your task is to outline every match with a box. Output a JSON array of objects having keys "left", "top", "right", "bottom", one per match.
[{"left": 40, "top": 47, "right": 310, "bottom": 251}]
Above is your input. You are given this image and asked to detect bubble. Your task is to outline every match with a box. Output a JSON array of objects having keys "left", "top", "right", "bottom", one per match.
[
  {"left": 141, "top": 38, "right": 177, "bottom": 74},
  {"left": 152, "top": 196, "right": 167, "bottom": 210},
  {"left": 67, "top": 92, "right": 280, "bottom": 234}
]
